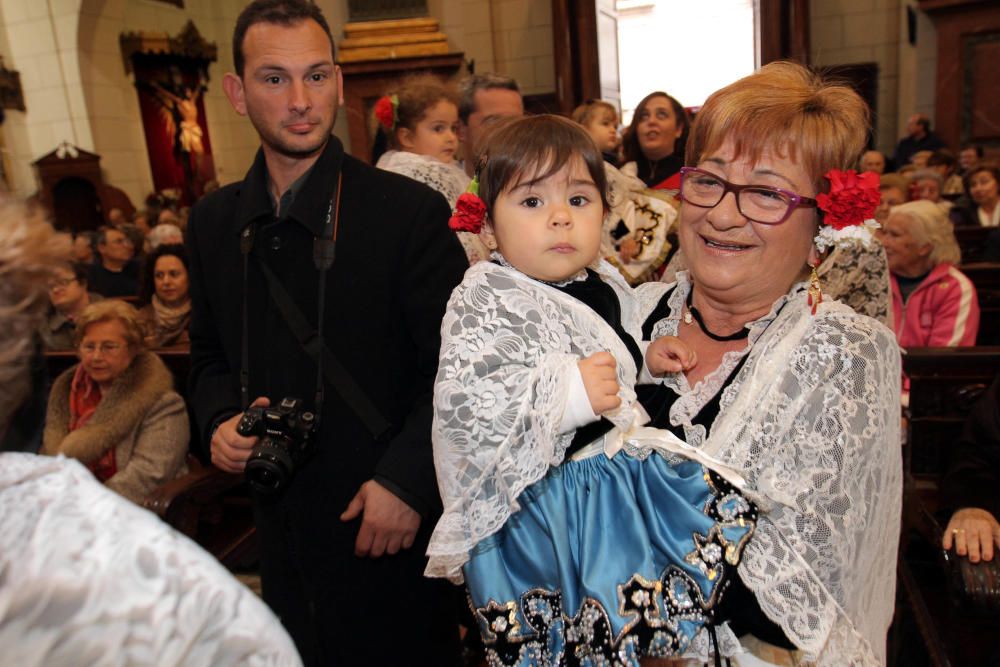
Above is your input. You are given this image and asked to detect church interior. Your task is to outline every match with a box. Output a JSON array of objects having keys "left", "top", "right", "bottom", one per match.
[{"left": 0, "top": 0, "right": 998, "bottom": 665}]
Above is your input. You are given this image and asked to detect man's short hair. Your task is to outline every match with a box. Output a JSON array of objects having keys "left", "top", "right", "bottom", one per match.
[
  {"left": 927, "top": 149, "right": 956, "bottom": 169},
  {"left": 961, "top": 143, "right": 984, "bottom": 158},
  {"left": 914, "top": 114, "right": 931, "bottom": 133},
  {"left": 233, "top": 0, "right": 335, "bottom": 77},
  {"left": 457, "top": 73, "right": 520, "bottom": 124},
  {"left": 96, "top": 226, "right": 118, "bottom": 246}
]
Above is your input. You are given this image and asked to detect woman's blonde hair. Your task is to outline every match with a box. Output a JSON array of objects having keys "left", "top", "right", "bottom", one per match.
[
  {"left": 74, "top": 299, "right": 146, "bottom": 350},
  {"left": 571, "top": 99, "right": 617, "bottom": 127},
  {"left": 0, "top": 198, "right": 70, "bottom": 428},
  {"left": 381, "top": 74, "right": 459, "bottom": 150},
  {"left": 686, "top": 61, "right": 870, "bottom": 192},
  {"left": 889, "top": 199, "right": 961, "bottom": 266}
]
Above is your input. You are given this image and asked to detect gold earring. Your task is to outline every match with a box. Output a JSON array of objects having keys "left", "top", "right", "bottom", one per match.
[{"left": 807, "top": 263, "right": 822, "bottom": 315}]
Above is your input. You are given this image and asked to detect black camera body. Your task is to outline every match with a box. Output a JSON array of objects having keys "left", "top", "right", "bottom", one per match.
[{"left": 237, "top": 397, "right": 318, "bottom": 494}]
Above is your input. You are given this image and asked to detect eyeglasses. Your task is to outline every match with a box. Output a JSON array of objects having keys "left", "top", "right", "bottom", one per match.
[
  {"left": 48, "top": 277, "right": 77, "bottom": 290},
  {"left": 678, "top": 167, "right": 818, "bottom": 225},
  {"left": 79, "top": 342, "right": 126, "bottom": 356}
]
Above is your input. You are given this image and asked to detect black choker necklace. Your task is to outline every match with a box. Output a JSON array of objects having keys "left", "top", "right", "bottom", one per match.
[{"left": 683, "top": 290, "right": 749, "bottom": 342}]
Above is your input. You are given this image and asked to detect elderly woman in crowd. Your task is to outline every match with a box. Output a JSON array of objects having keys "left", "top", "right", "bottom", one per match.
[
  {"left": 41, "top": 299, "right": 189, "bottom": 504},
  {"left": 882, "top": 199, "right": 980, "bottom": 347},
  {"left": 641, "top": 61, "right": 901, "bottom": 664},
  {"left": 138, "top": 243, "right": 191, "bottom": 348}
]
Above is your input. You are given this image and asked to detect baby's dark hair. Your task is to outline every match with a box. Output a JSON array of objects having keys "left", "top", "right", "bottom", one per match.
[
  {"left": 381, "top": 74, "right": 459, "bottom": 151},
  {"left": 477, "top": 115, "right": 609, "bottom": 219}
]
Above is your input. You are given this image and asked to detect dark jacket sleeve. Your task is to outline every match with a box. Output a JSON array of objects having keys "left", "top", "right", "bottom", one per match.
[
  {"left": 373, "top": 190, "right": 466, "bottom": 516},
  {"left": 941, "top": 376, "right": 1000, "bottom": 517},
  {"left": 185, "top": 202, "right": 242, "bottom": 460}
]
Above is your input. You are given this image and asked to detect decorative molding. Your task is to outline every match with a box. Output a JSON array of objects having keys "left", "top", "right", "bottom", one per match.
[
  {"left": 0, "top": 57, "right": 25, "bottom": 111},
  {"left": 120, "top": 20, "right": 217, "bottom": 78}
]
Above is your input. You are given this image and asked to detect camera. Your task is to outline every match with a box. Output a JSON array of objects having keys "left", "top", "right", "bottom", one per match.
[{"left": 236, "top": 397, "right": 318, "bottom": 494}]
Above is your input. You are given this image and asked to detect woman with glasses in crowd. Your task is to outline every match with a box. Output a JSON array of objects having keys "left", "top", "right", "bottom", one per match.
[
  {"left": 41, "top": 299, "right": 188, "bottom": 504},
  {"left": 639, "top": 62, "right": 900, "bottom": 663}
]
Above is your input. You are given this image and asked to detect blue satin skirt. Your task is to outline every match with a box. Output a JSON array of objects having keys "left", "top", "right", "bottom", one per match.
[{"left": 464, "top": 451, "right": 757, "bottom": 666}]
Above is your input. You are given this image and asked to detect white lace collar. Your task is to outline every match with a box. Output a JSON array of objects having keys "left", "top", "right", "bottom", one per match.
[{"left": 490, "top": 251, "right": 590, "bottom": 287}]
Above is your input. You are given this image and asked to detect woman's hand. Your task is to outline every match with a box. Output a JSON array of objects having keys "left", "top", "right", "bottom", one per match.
[
  {"left": 646, "top": 335, "right": 697, "bottom": 376},
  {"left": 942, "top": 507, "right": 1000, "bottom": 562},
  {"left": 578, "top": 352, "right": 621, "bottom": 415}
]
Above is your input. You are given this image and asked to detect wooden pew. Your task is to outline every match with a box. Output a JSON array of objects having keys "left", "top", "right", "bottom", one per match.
[
  {"left": 959, "top": 262, "right": 1000, "bottom": 345},
  {"left": 954, "top": 225, "right": 993, "bottom": 265},
  {"left": 892, "top": 347, "right": 1000, "bottom": 666}
]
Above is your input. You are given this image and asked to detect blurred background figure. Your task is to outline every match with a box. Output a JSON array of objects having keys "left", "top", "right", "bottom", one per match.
[
  {"left": 72, "top": 230, "right": 96, "bottom": 264},
  {"left": 860, "top": 149, "right": 886, "bottom": 174},
  {"left": 875, "top": 173, "right": 910, "bottom": 226},
  {"left": 40, "top": 261, "right": 102, "bottom": 351},
  {"left": 965, "top": 163, "right": 1000, "bottom": 228},
  {"left": 621, "top": 91, "right": 688, "bottom": 192},
  {"left": 88, "top": 226, "right": 139, "bottom": 297},
  {"left": 137, "top": 243, "right": 191, "bottom": 348},
  {"left": 572, "top": 99, "right": 622, "bottom": 165}
]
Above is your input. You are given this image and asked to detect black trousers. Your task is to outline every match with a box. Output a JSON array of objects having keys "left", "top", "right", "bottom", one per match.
[{"left": 254, "top": 472, "right": 460, "bottom": 666}]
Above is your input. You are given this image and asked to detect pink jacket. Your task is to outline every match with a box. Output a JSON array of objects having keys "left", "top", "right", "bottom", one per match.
[{"left": 891, "top": 262, "right": 980, "bottom": 348}]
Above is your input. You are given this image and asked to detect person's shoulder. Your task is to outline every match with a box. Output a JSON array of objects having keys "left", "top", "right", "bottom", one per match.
[
  {"left": 812, "top": 302, "right": 898, "bottom": 351},
  {"left": 344, "top": 153, "right": 443, "bottom": 203}
]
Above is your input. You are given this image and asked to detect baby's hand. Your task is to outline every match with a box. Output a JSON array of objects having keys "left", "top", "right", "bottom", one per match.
[
  {"left": 578, "top": 352, "right": 621, "bottom": 415},
  {"left": 618, "top": 237, "right": 640, "bottom": 263},
  {"left": 646, "top": 335, "right": 697, "bottom": 376}
]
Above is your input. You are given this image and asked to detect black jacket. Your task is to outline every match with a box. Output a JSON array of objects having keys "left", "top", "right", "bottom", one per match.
[{"left": 186, "top": 136, "right": 467, "bottom": 517}]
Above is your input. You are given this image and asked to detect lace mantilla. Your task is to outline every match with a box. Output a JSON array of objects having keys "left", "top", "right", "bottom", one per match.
[
  {"left": 375, "top": 150, "right": 488, "bottom": 263},
  {"left": 646, "top": 272, "right": 903, "bottom": 665},
  {"left": 0, "top": 454, "right": 301, "bottom": 666},
  {"left": 817, "top": 239, "right": 893, "bottom": 329},
  {"left": 426, "top": 260, "right": 668, "bottom": 582}
]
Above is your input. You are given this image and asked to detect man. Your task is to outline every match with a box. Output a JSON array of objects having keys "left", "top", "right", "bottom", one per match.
[
  {"left": 859, "top": 149, "right": 886, "bottom": 174},
  {"left": 959, "top": 143, "right": 983, "bottom": 176},
  {"left": 893, "top": 113, "right": 945, "bottom": 169},
  {"left": 456, "top": 73, "right": 523, "bottom": 177},
  {"left": 186, "top": 1, "right": 466, "bottom": 664},
  {"left": 40, "top": 262, "right": 101, "bottom": 350},
  {"left": 88, "top": 226, "right": 139, "bottom": 297}
]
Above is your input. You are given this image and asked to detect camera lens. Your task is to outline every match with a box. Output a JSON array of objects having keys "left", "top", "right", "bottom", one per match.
[{"left": 246, "top": 439, "right": 295, "bottom": 494}]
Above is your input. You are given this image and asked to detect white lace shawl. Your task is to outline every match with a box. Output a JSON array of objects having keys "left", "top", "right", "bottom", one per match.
[
  {"left": 817, "top": 239, "right": 894, "bottom": 331},
  {"left": 375, "top": 150, "right": 488, "bottom": 264},
  {"left": 0, "top": 453, "right": 301, "bottom": 667},
  {"left": 426, "top": 259, "right": 668, "bottom": 582},
  {"left": 649, "top": 273, "right": 902, "bottom": 666}
]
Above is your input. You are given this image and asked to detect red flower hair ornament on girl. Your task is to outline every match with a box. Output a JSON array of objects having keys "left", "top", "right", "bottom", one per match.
[
  {"left": 373, "top": 94, "right": 398, "bottom": 132},
  {"left": 807, "top": 168, "right": 881, "bottom": 313},
  {"left": 448, "top": 175, "right": 487, "bottom": 234}
]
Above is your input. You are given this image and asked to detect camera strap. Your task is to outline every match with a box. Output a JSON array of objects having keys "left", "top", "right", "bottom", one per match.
[{"left": 240, "top": 172, "right": 392, "bottom": 440}]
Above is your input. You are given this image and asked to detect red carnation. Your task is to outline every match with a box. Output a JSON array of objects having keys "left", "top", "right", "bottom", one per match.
[
  {"left": 374, "top": 96, "right": 395, "bottom": 130},
  {"left": 449, "top": 193, "right": 487, "bottom": 233},
  {"left": 816, "top": 169, "right": 880, "bottom": 230}
]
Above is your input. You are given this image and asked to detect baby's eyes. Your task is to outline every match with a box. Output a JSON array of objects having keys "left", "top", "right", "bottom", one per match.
[
  {"left": 569, "top": 195, "right": 590, "bottom": 206},
  {"left": 520, "top": 196, "right": 542, "bottom": 208}
]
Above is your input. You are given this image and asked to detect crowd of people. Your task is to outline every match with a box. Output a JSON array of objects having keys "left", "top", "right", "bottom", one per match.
[{"left": 0, "top": 0, "right": 997, "bottom": 665}]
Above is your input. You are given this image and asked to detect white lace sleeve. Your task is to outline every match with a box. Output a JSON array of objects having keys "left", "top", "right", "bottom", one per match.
[
  {"left": 705, "top": 303, "right": 902, "bottom": 665},
  {"left": 0, "top": 453, "right": 301, "bottom": 667},
  {"left": 426, "top": 262, "right": 645, "bottom": 582}
]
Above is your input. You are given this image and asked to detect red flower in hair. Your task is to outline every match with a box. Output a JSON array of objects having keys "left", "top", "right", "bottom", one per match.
[
  {"left": 374, "top": 95, "right": 395, "bottom": 130},
  {"left": 449, "top": 193, "right": 487, "bottom": 233},
  {"left": 816, "top": 169, "right": 880, "bottom": 230}
]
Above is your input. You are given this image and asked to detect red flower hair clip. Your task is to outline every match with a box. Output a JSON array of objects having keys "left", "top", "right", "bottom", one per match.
[
  {"left": 814, "top": 169, "right": 881, "bottom": 251},
  {"left": 449, "top": 176, "right": 486, "bottom": 234},
  {"left": 373, "top": 95, "right": 398, "bottom": 131}
]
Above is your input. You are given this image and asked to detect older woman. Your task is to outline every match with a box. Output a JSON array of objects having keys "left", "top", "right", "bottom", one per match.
[
  {"left": 622, "top": 91, "right": 689, "bottom": 192},
  {"left": 642, "top": 62, "right": 901, "bottom": 664},
  {"left": 138, "top": 243, "right": 191, "bottom": 348},
  {"left": 882, "top": 199, "right": 979, "bottom": 347},
  {"left": 42, "top": 299, "right": 188, "bottom": 504}
]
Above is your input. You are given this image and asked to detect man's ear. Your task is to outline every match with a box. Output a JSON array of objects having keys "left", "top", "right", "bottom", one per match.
[
  {"left": 222, "top": 73, "right": 247, "bottom": 116},
  {"left": 334, "top": 65, "right": 344, "bottom": 107}
]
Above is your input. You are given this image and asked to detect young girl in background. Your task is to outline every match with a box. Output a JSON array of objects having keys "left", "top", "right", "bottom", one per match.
[
  {"left": 571, "top": 99, "right": 621, "bottom": 166},
  {"left": 426, "top": 114, "right": 756, "bottom": 665},
  {"left": 372, "top": 75, "right": 487, "bottom": 263}
]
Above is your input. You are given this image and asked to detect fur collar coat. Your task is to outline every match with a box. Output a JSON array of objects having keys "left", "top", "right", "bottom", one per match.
[{"left": 42, "top": 351, "right": 189, "bottom": 504}]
